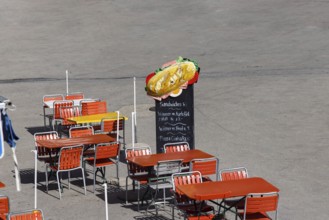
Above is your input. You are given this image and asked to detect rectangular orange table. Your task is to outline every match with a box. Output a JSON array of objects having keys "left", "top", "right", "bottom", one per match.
[
  {"left": 176, "top": 177, "right": 279, "bottom": 201},
  {"left": 127, "top": 149, "right": 214, "bottom": 167},
  {"left": 0, "top": 181, "right": 5, "bottom": 188},
  {"left": 36, "top": 134, "right": 116, "bottom": 150}
]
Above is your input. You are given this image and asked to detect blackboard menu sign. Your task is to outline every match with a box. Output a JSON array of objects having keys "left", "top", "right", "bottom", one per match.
[{"left": 155, "top": 85, "right": 195, "bottom": 153}]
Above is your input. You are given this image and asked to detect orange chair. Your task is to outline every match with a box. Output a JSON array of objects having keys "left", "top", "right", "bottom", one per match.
[
  {"left": 34, "top": 131, "right": 59, "bottom": 165},
  {"left": 65, "top": 92, "right": 84, "bottom": 100},
  {"left": 101, "top": 113, "right": 125, "bottom": 146},
  {"left": 219, "top": 167, "right": 248, "bottom": 181},
  {"left": 52, "top": 100, "right": 74, "bottom": 131},
  {"left": 45, "top": 145, "right": 86, "bottom": 199},
  {"left": 7, "top": 209, "right": 44, "bottom": 220},
  {"left": 219, "top": 167, "right": 249, "bottom": 218},
  {"left": 125, "top": 146, "right": 153, "bottom": 211},
  {"left": 69, "top": 125, "right": 94, "bottom": 138},
  {"left": 238, "top": 192, "right": 279, "bottom": 220},
  {"left": 42, "top": 94, "right": 64, "bottom": 127},
  {"left": 163, "top": 142, "right": 190, "bottom": 153},
  {"left": 0, "top": 195, "right": 9, "bottom": 220},
  {"left": 81, "top": 101, "right": 107, "bottom": 115},
  {"left": 85, "top": 142, "right": 120, "bottom": 193},
  {"left": 171, "top": 171, "right": 214, "bottom": 220},
  {"left": 59, "top": 105, "right": 80, "bottom": 135},
  {"left": 164, "top": 142, "right": 190, "bottom": 171},
  {"left": 69, "top": 125, "right": 95, "bottom": 157},
  {"left": 189, "top": 157, "right": 219, "bottom": 181}
]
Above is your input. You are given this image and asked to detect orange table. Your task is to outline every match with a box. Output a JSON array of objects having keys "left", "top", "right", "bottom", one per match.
[
  {"left": 0, "top": 181, "right": 5, "bottom": 188},
  {"left": 176, "top": 177, "right": 279, "bottom": 201},
  {"left": 36, "top": 134, "right": 116, "bottom": 150},
  {"left": 127, "top": 149, "right": 214, "bottom": 167},
  {"left": 176, "top": 177, "right": 279, "bottom": 216}
]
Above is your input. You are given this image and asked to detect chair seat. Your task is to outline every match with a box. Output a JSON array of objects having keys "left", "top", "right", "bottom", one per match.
[
  {"left": 86, "top": 158, "right": 115, "bottom": 167},
  {"left": 129, "top": 174, "right": 155, "bottom": 184},
  {"left": 37, "top": 156, "right": 58, "bottom": 164},
  {"left": 187, "top": 214, "right": 215, "bottom": 220},
  {"left": 177, "top": 203, "right": 214, "bottom": 215},
  {"left": 223, "top": 198, "right": 245, "bottom": 209},
  {"left": 238, "top": 212, "right": 270, "bottom": 220},
  {"left": 83, "top": 149, "right": 95, "bottom": 157}
]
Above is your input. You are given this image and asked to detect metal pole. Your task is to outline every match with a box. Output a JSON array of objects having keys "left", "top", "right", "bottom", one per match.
[
  {"left": 66, "top": 70, "right": 69, "bottom": 96},
  {"left": 133, "top": 77, "right": 137, "bottom": 143},
  {"left": 31, "top": 150, "right": 38, "bottom": 209},
  {"left": 103, "top": 183, "right": 109, "bottom": 220},
  {"left": 131, "top": 112, "right": 135, "bottom": 149}
]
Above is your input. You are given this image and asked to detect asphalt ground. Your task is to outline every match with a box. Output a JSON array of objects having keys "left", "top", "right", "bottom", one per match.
[{"left": 1, "top": 0, "right": 329, "bottom": 219}]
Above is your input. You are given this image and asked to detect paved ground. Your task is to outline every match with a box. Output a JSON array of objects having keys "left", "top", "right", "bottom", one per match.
[{"left": 1, "top": 0, "right": 329, "bottom": 219}]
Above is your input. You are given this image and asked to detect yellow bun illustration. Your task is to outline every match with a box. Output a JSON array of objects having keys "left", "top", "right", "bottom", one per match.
[{"left": 146, "top": 61, "right": 196, "bottom": 97}]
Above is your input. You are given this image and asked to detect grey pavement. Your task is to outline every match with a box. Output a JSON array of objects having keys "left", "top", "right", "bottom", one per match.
[{"left": 1, "top": 0, "right": 329, "bottom": 219}]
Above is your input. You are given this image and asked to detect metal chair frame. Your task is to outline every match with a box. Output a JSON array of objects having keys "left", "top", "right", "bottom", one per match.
[
  {"left": 125, "top": 146, "right": 152, "bottom": 211},
  {"left": 86, "top": 142, "right": 120, "bottom": 193},
  {"left": 7, "top": 209, "right": 44, "bottom": 220},
  {"left": 239, "top": 192, "right": 279, "bottom": 220},
  {"left": 189, "top": 157, "right": 220, "bottom": 181},
  {"left": 45, "top": 145, "right": 86, "bottom": 200}
]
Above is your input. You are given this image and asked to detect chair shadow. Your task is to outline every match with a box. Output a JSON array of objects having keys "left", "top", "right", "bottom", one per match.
[
  {"left": 134, "top": 215, "right": 171, "bottom": 220},
  {"left": 25, "top": 126, "right": 52, "bottom": 136}
]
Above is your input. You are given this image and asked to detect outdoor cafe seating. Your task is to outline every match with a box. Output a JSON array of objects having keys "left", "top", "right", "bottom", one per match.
[
  {"left": 84, "top": 142, "right": 120, "bottom": 193},
  {"left": 45, "top": 145, "right": 86, "bottom": 200},
  {"left": 147, "top": 159, "right": 183, "bottom": 215},
  {"left": 125, "top": 146, "right": 153, "bottom": 211},
  {"left": 7, "top": 209, "right": 44, "bottom": 220},
  {"left": 171, "top": 171, "right": 215, "bottom": 220}
]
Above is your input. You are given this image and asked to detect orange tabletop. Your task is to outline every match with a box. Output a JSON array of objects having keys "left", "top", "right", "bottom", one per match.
[
  {"left": 127, "top": 149, "right": 214, "bottom": 167},
  {"left": 36, "top": 134, "right": 116, "bottom": 149},
  {"left": 176, "top": 177, "right": 279, "bottom": 201},
  {"left": 0, "top": 181, "right": 5, "bottom": 188}
]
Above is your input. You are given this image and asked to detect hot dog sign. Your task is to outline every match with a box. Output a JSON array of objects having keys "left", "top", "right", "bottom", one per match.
[{"left": 145, "top": 57, "right": 199, "bottom": 100}]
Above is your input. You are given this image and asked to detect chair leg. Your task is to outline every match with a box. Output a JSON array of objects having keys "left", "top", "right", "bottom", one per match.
[
  {"left": 68, "top": 171, "right": 71, "bottom": 190},
  {"left": 45, "top": 164, "right": 48, "bottom": 193},
  {"left": 137, "top": 182, "right": 140, "bottom": 211},
  {"left": 116, "top": 162, "right": 119, "bottom": 180},
  {"left": 56, "top": 171, "right": 62, "bottom": 200},
  {"left": 81, "top": 168, "right": 86, "bottom": 195},
  {"left": 125, "top": 176, "right": 129, "bottom": 205},
  {"left": 43, "top": 107, "right": 46, "bottom": 127},
  {"left": 93, "top": 165, "right": 96, "bottom": 193}
]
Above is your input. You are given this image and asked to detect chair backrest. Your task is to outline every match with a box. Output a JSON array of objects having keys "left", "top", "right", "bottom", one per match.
[
  {"left": 81, "top": 101, "right": 107, "bottom": 115},
  {"left": 189, "top": 157, "right": 219, "bottom": 181},
  {"left": 59, "top": 105, "right": 81, "bottom": 126},
  {"left": 101, "top": 118, "right": 124, "bottom": 133},
  {"left": 155, "top": 159, "right": 183, "bottom": 177},
  {"left": 125, "top": 146, "right": 152, "bottom": 175},
  {"left": 43, "top": 94, "right": 63, "bottom": 103},
  {"left": 53, "top": 100, "right": 74, "bottom": 120},
  {"left": 95, "top": 142, "right": 120, "bottom": 160},
  {"left": 171, "top": 171, "right": 202, "bottom": 191},
  {"left": 34, "top": 131, "right": 59, "bottom": 157},
  {"left": 58, "top": 145, "right": 83, "bottom": 170},
  {"left": 69, "top": 125, "right": 94, "bottom": 138},
  {"left": 243, "top": 192, "right": 279, "bottom": 220},
  {"left": 100, "top": 112, "right": 123, "bottom": 143},
  {"left": 0, "top": 195, "right": 9, "bottom": 220},
  {"left": 65, "top": 92, "right": 84, "bottom": 100},
  {"left": 163, "top": 142, "right": 190, "bottom": 153},
  {"left": 219, "top": 167, "right": 248, "bottom": 181},
  {"left": 8, "top": 209, "right": 44, "bottom": 220}
]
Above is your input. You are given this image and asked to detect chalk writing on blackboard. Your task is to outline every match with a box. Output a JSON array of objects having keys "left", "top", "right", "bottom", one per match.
[{"left": 155, "top": 85, "right": 194, "bottom": 152}]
